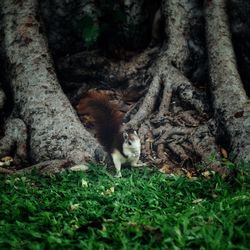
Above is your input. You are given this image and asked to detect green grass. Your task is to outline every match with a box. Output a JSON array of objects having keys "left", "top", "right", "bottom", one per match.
[{"left": 0, "top": 164, "right": 249, "bottom": 250}]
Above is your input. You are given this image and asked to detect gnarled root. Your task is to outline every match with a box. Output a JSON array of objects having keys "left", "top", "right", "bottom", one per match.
[{"left": 0, "top": 118, "right": 28, "bottom": 166}]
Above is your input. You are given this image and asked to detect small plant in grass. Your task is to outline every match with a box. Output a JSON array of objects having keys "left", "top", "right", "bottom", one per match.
[{"left": 0, "top": 163, "right": 249, "bottom": 249}]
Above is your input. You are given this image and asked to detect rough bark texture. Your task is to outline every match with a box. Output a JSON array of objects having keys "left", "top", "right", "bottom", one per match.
[
  {"left": 163, "top": 0, "right": 194, "bottom": 71},
  {"left": 1, "top": 0, "right": 105, "bottom": 166},
  {"left": 123, "top": 0, "right": 217, "bottom": 167},
  {"left": 0, "top": 118, "right": 27, "bottom": 165},
  {"left": 205, "top": 0, "right": 250, "bottom": 161}
]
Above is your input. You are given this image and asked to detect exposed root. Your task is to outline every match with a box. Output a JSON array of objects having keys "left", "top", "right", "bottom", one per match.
[
  {"left": 156, "top": 144, "right": 167, "bottom": 164},
  {"left": 191, "top": 121, "right": 219, "bottom": 160},
  {"left": 0, "top": 167, "right": 14, "bottom": 174},
  {"left": 127, "top": 75, "right": 161, "bottom": 128},
  {"left": 0, "top": 118, "right": 27, "bottom": 165},
  {"left": 125, "top": 54, "right": 214, "bottom": 166},
  {"left": 16, "top": 160, "right": 72, "bottom": 176},
  {"left": 157, "top": 86, "right": 172, "bottom": 117},
  {"left": 138, "top": 122, "right": 155, "bottom": 162},
  {"left": 163, "top": 65, "right": 209, "bottom": 116}
]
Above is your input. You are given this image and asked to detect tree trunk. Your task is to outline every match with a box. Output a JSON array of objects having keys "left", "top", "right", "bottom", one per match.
[
  {"left": 1, "top": 0, "right": 106, "bottom": 168},
  {"left": 205, "top": 0, "right": 250, "bottom": 162}
]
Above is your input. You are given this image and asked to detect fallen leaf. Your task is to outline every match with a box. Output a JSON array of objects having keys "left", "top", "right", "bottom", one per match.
[
  {"left": 220, "top": 148, "right": 228, "bottom": 158},
  {"left": 0, "top": 156, "right": 14, "bottom": 166},
  {"left": 186, "top": 171, "right": 192, "bottom": 179},
  {"left": 81, "top": 179, "right": 88, "bottom": 187},
  {"left": 159, "top": 164, "right": 173, "bottom": 174},
  {"left": 101, "top": 187, "right": 115, "bottom": 196},
  {"left": 70, "top": 164, "right": 89, "bottom": 172},
  {"left": 1, "top": 156, "right": 13, "bottom": 162},
  {"left": 192, "top": 198, "right": 203, "bottom": 204},
  {"left": 201, "top": 170, "right": 211, "bottom": 178},
  {"left": 70, "top": 203, "right": 80, "bottom": 211}
]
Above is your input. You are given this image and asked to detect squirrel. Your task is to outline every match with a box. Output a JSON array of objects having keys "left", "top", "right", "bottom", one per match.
[{"left": 76, "top": 92, "right": 144, "bottom": 177}]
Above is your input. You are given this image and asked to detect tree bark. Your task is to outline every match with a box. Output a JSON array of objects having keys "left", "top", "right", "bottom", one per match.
[
  {"left": 205, "top": 0, "right": 250, "bottom": 162},
  {"left": 124, "top": 0, "right": 218, "bottom": 167},
  {"left": 1, "top": 0, "right": 105, "bottom": 166}
]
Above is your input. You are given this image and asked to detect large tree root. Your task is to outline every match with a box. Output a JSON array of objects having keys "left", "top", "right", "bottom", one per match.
[
  {"left": 123, "top": 0, "right": 218, "bottom": 167},
  {"left": 0, "top": 118, "right": 27, "bottom": 165},
  {"left": 127, "top": 75, "right": 162, "bottom": 128},
  {"left": 205, "top": 0, "right": 250, "bottom": 162},
  {"left": 1, "top": 0, "right": 106, "bottom": 166},
  {"left": 137, "top": 104, "right": 216, "bottom": 168},
  {"left": 0, "top": 159, "right": 89, "bottom": 175},
  {"left": 16, "top": 159, "right": 81, "bottom": 176},
  {"left": 0, "top": 167, "right": 14, "bottom": 174}
]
